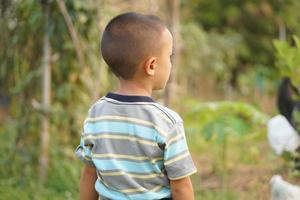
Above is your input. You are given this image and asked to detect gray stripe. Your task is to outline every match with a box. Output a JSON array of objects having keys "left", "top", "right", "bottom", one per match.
[
  {"left": 89, "top": 99, "right": 174, "bottom": 131},
  {"left": 165, "top": 154, "right": 196, "bottom": 180},
  {"left": 153, "top": 104, "right": 177, "bottom": 124},
  {"left": 92, "top": 156, "right": 163, "bottom": 163},
  {"left": 165, "top": 149, "right": 189, "bottom": 163},
  {"left": 83, "top": 132, "right": 157, "bottom": 143},
  {"left": 98, "top": 171, "right": 169, "bottom": 194},
  {"left": 167, "top": 135, "right": 185, "bottom": 147},
  {"left": 85, "top": 137, "right": 163, "bottom": 158},
  {"left": 99, "top": 169, "right": 162, "bottom": 175}
]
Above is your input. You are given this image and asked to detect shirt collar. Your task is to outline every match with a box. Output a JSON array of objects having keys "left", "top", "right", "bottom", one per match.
[{"left": 106, "top": 92, "right": 155, "bottom": 102}]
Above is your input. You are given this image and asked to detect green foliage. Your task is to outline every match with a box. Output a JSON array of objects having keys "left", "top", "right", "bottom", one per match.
[
  {"left": 273, "top": 36, "right": 300, "bottom": 176},
  {"left": 202, "top": 114, "right": 250, "bottom": 142},
  {"left": 184, "top": 100, "right": 269, "bottom": 136},
  {"left": 180, "top": 22, "right": 247, "bottom": 92},
  {"left": 180, "top": 99, "right": 270, "bottom": 199},
  {"left": 0, "top": 1, "right": 111, "bottom": 198},
  {"left": 280, "top": 150, "right": 300, "bottom": 177},
  {"left": 183, "top": 99, "right": 268, "bottom": 169},
  {"left": 292, "top": 109, "right": 300, "bottom": 133},
  {"left": 274, "top": 36, "right": 300, "bottom": 87},
  {"left": 0, "top": 118, "right": 82, "bottom": 199},
  {"left": 182, "top": 0, "right": 300, "bottom": 95}
]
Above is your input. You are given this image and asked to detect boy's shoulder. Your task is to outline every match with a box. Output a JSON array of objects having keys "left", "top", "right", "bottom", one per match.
[
  {"left": 87, "top": 95, "right": 183, "bottom": 125},
  {"left": 153, "top": 103, "right": 183, "bottom": 125}
]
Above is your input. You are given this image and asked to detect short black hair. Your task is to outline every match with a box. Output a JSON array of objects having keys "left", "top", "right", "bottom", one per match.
[{"left": 101, "top": 12, "right": 167, "bottom": 79}]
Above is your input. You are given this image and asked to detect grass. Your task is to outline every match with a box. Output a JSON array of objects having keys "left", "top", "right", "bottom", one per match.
[{"left": 187, "top": 129, "right": 287, "bottom": 200}]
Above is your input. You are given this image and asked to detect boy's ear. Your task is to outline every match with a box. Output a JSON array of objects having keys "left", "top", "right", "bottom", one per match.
[{"left": 144, "top": 57, "right": 157, "bottom": 76}]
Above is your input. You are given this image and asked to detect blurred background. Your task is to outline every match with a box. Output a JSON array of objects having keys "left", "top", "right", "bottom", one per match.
[{"left": 1, "top": 0, "right": 300, "bottom": 199}]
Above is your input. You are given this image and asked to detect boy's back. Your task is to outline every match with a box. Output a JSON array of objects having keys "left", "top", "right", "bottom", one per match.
[{"left": 77, "top": 92, "right": 196, "bottom": 199}]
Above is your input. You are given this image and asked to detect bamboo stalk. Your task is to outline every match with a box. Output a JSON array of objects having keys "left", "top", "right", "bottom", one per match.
[{"left": 39, "top": 1, "right": 51, "bottom": 183}]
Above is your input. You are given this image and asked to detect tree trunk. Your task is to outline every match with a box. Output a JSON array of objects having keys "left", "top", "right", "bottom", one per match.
[
  {"left": 39, "top": 1, "right": 51, "bottom": 183},
  {"left": 92, "top": 0, "right": 103, "bottom": 101},
  {"left": 57, "top": 0, "right": 85, "bottom": 68},
  {"left": 278, "top": 17, "right": 286, "bottom": 41},
  {"left": 164, "top": 0, "right": 180, "bottom": 106}
]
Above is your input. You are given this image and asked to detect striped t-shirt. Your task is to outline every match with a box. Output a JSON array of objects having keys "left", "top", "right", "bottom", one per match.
[{"left": 75, "top": 92, "right": 197, "bottom": 200}]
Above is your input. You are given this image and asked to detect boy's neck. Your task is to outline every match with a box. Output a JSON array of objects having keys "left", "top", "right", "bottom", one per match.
[{"left": 116, "top": 79, "right": 153, "bottom": 97}]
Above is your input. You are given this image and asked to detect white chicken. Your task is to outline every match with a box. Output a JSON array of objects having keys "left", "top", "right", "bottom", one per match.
[
  {"left": 270, "top": 175, "right": 300, "bottom": 200},
  {"left": 267, "top": 115, "right": 300, "bottom": 155}
]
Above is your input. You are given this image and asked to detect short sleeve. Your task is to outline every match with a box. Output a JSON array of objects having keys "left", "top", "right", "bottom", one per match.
[
  {"left": 164, "top": 122, "right": 197, "bottom": 180},
  {"left": 75, "top": 132, "right": 95, "bottom": 167}
]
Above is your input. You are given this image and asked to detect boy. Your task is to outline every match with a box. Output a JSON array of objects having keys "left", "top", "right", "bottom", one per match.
[{"left": 76, "top": 12, "right": 197, "bottom": 200}]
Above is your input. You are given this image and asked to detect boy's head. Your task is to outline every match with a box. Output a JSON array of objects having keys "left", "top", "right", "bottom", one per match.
[{"left": 101, "top": 12, "right": 173, "bottom": 90}]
